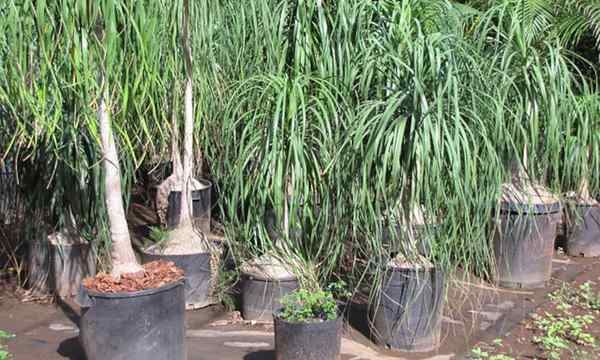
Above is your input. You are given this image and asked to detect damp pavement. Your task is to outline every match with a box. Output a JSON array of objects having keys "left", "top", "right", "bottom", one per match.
[{"left": 1, "top": 254, "right": 598, "bottom": 360}]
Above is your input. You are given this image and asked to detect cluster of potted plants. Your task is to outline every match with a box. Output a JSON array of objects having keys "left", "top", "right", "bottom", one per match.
[{"left": 4, "top": 0, "right": 600, "bottom": 359}]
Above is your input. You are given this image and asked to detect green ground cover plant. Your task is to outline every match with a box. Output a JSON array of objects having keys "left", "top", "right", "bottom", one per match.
[
  {"left": 279, "top": 286, "right": 340, "bottom": 322},
  {"left": 0, "top": 330, "right": 14, "bottom": 360},
  {"left": 471, "top": 280, "right": 600, "bottom": 359}
]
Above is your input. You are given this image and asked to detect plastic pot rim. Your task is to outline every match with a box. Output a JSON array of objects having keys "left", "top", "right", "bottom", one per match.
[
  {"left": 49, "top": 242, "right": 91, "bottom": 248},
  {"left": 385, "top": 263, "right": 442, "bottom": 273},
  {"left": 195, "top": 178, "right": 212, "bottom": 189},
  {"left": 141, "top": 247, "right": 211, "bottom": 258},
  {"left": 273, "top": 311, "right": 343, "bottom": 326},
  {"left": 570, "top": 203, "right": 600, "bottom": 209},
  {"left": 241, "top": 272, "right": 297, "bottom": 282},
  {"left": 168, "top": 178, "right": 213, "bottom": 195},
  {"left": 498, "top": 201, "right": 561, "bottom": 215},
  {"left": 85, "top": 279, "right": 184, "bottom": 299}
]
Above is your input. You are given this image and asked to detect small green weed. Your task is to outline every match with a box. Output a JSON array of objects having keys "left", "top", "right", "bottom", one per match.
[
  {"left": 579, "top": 282, "right": 600, "bottom": 311},
  {"left": 471, "top": 346, "right": 489, "bottom": 358},
  {"left": 549, "top": 281, "right": 600, "bottom": 311},
  {"left": 0, "top": 330, "right": 14, "bottom": 360},
  {"left": 489, "top": 355, "right": 515, "bottom": 360},
  {"left": 470, "top": 343, "right": 514, "bottom": 360},
  {"left": 532, "top": 312, "right": 596, "bottom": 359},
  {"left": 147, "top": 226, "right": 170, "bottom": 250}
]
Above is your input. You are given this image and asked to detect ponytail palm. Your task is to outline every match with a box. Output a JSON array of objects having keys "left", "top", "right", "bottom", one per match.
[{"left": 0, "top": 0, "right": 176, "bottom": 276}]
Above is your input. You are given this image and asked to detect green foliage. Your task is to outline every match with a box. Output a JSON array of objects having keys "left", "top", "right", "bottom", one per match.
[
  {"left": 213, "top": 269, "right": 238, "bottom": 312},
  {"left": 471, "top": 347, "right": 489, "bottom": 358},
  {"left": 0, "top": 330, "right": 14, "bottom": 360},
  {"left": 147, "top": 226, "right": 170, "bottom": 250},
  {"left": 532, "top": 312, "right": 595, "bottom": 359},
  {"left": 279, "top": 287, "right": 338, "bottom": 323},
  {"left": 530, "top": 281, "right": 600, "bottom": 359},
  {"left": 550, "top": 281, "right": 600, "bottom": 311},
  {"left": 0, "top": 348, "right": 9, "bottom": 360},
  {"left": 579, "top": 281, "right": 600, "bottom": 310}
]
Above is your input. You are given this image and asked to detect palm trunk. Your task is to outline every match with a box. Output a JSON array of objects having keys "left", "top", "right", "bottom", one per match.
[
  {"left": 180, "top": 0, "right": 194, "bottom": 226},
  {"left": 171, "top": 95, "right": 184, "bottom": 179},
  {"left": 99, "top": 86, "right": 142, "bottom": 278}
]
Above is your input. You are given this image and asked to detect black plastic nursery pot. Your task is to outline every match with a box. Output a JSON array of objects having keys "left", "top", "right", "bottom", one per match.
[
  {"left": 49, "top": 242, "right": 95, "bottom": 298},
  {"left": 79, "top": 280, "right": 186, "bottom": 360},
  {"left": 370, "top": 265, "right": 445, "bottom": 352},
  {"left": 274, "top": 313, "right": 343, "bottom": 360},
  {"left": 241, "top": 274, "right": 299, "bottom": 321},
  {"left": 565, "top": 204, "right": 600, "bottom": 257},
  {"left": 166, "top": 179, "right": 212, "bottom": 232},
  {"left": 493, "top": 201, "right": 562, "bottom": 289},
  {"left": 142, "top": 250, "right": 211, "bottom": 309}
]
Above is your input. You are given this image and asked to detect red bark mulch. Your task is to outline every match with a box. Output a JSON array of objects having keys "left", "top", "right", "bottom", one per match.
[{"left": 83, "top": 260, "right": 184, "bottom": 293}]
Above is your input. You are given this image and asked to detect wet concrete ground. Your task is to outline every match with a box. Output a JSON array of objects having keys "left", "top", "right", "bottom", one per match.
[{"left": 0, "top": 254, "right": 596, "bottom": 360}]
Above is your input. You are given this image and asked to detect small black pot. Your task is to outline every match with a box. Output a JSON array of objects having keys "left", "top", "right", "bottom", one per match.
[
  {"left": 241, "top": 274, "right": 298, "bottom": 321},
  {"left": 79, "top": 280, "right": 186, "bottom": 360},
  {"left": 565, "top": 204, "right": 600, "bottom": 257},
  {"left": 274, "top": 314, "right": 343, "bottom": 360},
  {"left": 370, "top": 265, "right": 445, "bottom": 352},
  {"left": 166, "top": 179, "right": 212, "bottom": 232},
  {"left": 142, "top": 250, "right": 211, "bottom": 308},
  {"left": 493, "top": 201, "right": 562, "bottom": 288}
]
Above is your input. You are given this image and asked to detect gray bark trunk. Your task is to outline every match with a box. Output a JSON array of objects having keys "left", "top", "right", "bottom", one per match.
[{"left": 98, "top": 86, "right": 142, "bottom": 278}]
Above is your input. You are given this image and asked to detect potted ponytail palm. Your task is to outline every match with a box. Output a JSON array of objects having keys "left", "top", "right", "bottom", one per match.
[
  {"left": 371, "top": 204, "right": 446, "bottom": 352},
  {"left": 274, "top": 286, "right": 343, "bottom": 360},
  {"left": 564, "top": 177, "right": 600, "bottom": 257},
  {"left": 142, "top": 0, "right": 213, "bottom": 310},
  {"left": 78, "top": 6, "right": 186, "bottom": 359},
  {"left": 239, "top": 250, "right": 299, "bottom": 321},
  {"left": 564, "top": 148, "right": 600, "bottom": 258},
  {"left": 80, "top": 88, "right": 186, "bottom": 360},
  {"left": 493, "top": 147, "right": 561, "bottom": 289}
]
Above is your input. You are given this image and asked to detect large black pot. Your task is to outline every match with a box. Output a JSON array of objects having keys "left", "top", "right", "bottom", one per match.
[
  {"left": 142, "top": 250, "right": 211, "bottom": 309},
  {"left": 241, "top": 274, "right": 298, "bottom": 321},
  {"left": 565, "top": 204, "right": 600, "bottom": 257},
  {"left": 274, "top": 313, "right": 343, "bottom": 360},
  {"left": 49, "top": 242, "right": 95, "bottom": 298},
  {"left": 167, "top": 179, "right": 212, "bottom": 233},
  {"left": 370, "top": 266, "right": 445, "bottom": 352},
  {"left": 493, "top": 201, "right": 561, "bottom": 288},
  {"left": 79, "top": 280, "right": 186, "bottom": 360}
]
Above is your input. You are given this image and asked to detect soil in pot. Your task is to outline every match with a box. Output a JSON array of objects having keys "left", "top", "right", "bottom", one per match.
[
  {"left": 565, "top": 203, "right": 600, "bottom": 257},
  {"left": 370, "top": 260, "right": 445, "bottom": 352},
  {"left": 240, "top": 254, "right": 298, "bottom": 321},
  {"left": 274, "top": 314, "right": 343, "bottom": 360},
  {"left": 142, "top": 244, "right": 211, "bottom": 309},
  {"left": 166, "top": 179, "right": 212, "bottom": 233},
  {"left": 79, "top": 261, "right": 186, "bottom": 360}
]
